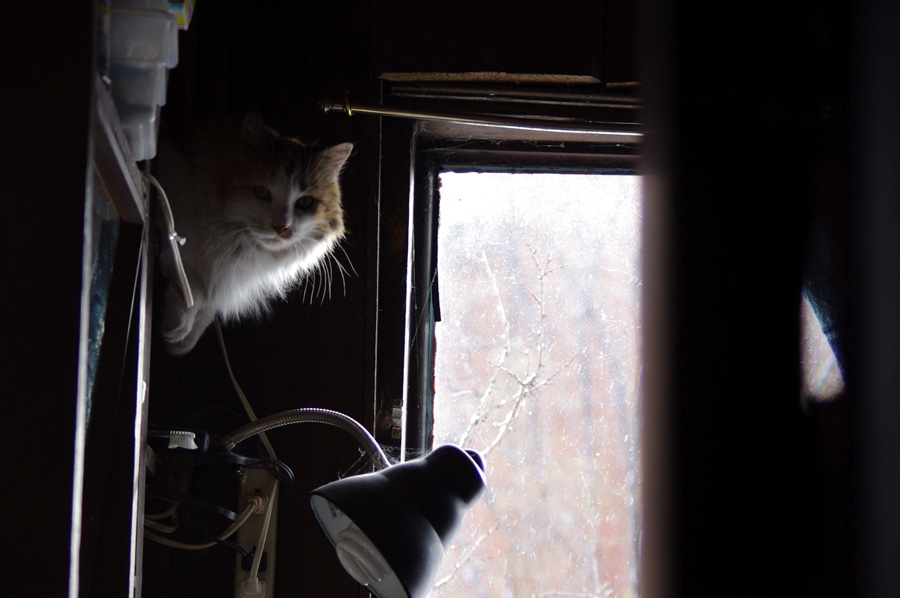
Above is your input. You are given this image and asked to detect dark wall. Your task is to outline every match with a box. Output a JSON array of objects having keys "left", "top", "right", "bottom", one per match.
[
  {"left": 640, "top": 0, "right": 820, "bottom": 593},
  {"left": 0, "top": 2, "right": 95, "bottom": 596},
  {"left": 639, "top": 0, "right": 899, "bottom": 596},
  {"left": 370, "top": 0, "right": 614, "bottom": 81}
]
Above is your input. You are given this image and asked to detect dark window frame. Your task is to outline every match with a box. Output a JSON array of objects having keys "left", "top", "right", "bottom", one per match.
[{"left": 368, "top": 83, "right": 641, "bottom": 459}]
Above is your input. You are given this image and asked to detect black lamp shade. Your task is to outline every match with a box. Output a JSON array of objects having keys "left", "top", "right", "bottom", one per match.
[{"left": 310, "top": 445, "right": 487, "bottom": 598}]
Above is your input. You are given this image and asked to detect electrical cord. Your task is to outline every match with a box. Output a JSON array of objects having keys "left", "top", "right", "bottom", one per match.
[
  {"left": 214, "top": 317, "right": 277, "bottom": 460},
  {"left": 144, "top": 500, "right": 258, "bottom": 551},
  {"left": 145, "top": 503, "right": 178, "bottom": 521},
  {"left": 248, "top": 478, "right": 279, "bottom": 584},
  {"left": 143, "top": 172, "right": 194, "bottom": 309},
  {"left": 213, "top": 318, "right": 282, "bottom": 594},
  {"left": 144, "top": 515, "right": 179, "bottom": 534},
  {"left": 244, "top": 456, "right": 295, "bottom": 483},
  {"left": 181, "top": 509, "right": 252, "bottom": 558}
]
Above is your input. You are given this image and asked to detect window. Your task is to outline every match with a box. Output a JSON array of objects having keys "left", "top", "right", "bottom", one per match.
[
  {"left": 800, "top": 296, "right": 844, "bottom": 401},
  {"left": 431, "top": 172, "right": 643, "bottom": 597},
  {"left": 369, "top": 84, "right": 643, "bottom": 460},
  {"left": 369, "top": 82, "right": 644, "bottom": 596}
]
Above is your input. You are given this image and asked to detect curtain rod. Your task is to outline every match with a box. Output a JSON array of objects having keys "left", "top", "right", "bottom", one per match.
[{"left": 320, "top": 94, "right": 642, "bottom": 138}]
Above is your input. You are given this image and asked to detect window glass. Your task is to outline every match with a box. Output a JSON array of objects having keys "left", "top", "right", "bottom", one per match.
[
  {"left": 800, "top": 296, "right": 845, "bottom": 401},
  {"left": 432, "top": 172, "right": 643, "bottom": 597}
]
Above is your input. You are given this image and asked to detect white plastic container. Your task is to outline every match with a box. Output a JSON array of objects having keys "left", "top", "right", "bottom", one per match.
[
  {"left": 107, "top": 4, "right": 178, "bottom": 160},
  {"left": 112, "top": 0, "right": 168, "bottom": 9},
  {"left": 118, "top": 105, "right": 160, "bottom": 162},
  {"left": 109, "top": 60, "right": 168, "bottom": 107},
  {"left": 109, "top": 8, "right": 178, "bottom": 68}
]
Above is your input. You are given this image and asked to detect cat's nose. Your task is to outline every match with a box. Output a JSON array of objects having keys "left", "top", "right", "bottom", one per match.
[{"left": 272, "top": 224, "right": 291, "bottom": 237}]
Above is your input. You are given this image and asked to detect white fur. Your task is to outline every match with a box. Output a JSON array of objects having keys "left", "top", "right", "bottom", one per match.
[{"left": 156, "top": 116, "right": 352, "bottom": 354}]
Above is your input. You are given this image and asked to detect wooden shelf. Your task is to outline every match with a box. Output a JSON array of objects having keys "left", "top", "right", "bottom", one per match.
[{"left": 93, "top": 73, "right": 148, "bottom": 224}]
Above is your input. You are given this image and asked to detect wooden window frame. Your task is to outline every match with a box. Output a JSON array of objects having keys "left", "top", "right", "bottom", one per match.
[{"left": 368, "top": 83, "right": 641, "bottom": 459}]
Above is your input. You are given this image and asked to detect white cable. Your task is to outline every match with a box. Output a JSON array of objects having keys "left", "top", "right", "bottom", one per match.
[
  {"left": 144, "top": 501, "right": 257, "bottom": 550},
  {"left": 248, "top": 479, "right": 279, "bottom": 583},
  {"left": 144, "top": 171, "right": 194, "bottom": 308},
  {"left": 145, "top": 503, "right": 178, "bottom": 521},
  {"left": 212, "top": 318, "right": 279, "bottom": 590},
  {"left": 214, "top": 317, "right": 277, "bottom": 460},
  {"left": 144, "top": 517, "right": 179, "bottom": 534}
]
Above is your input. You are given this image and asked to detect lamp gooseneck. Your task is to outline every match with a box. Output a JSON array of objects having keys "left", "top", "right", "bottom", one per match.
[{"left": 220, "top": 407, "right": 391, "bottom": 469}]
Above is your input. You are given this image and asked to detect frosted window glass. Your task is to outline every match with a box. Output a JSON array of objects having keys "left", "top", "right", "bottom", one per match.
[{"left": 432, "top": 172, "right": 643, "bottom": 598}]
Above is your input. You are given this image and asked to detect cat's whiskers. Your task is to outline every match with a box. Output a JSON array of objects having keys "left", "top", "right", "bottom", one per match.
[
  {"left": 319, "top": 259, "right": 330, "bottom": 304},
  {"left": 296, "top": 251, "right": 337, "bottom": 306},
  {"left": 324, "top": 256, "right": 334, "bottom": 302},
  {"left": 300, "top": 269, "right": 311, "bottom": 303},
  {"left": 335, "top": 243, "right": 358, "bottom": 276},
  {"left": 332, "top": 243, "right": 356, "bottom": 296}
]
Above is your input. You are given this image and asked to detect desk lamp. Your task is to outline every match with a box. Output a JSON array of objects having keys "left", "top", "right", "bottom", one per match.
[{"left": 222, "top": 408, "right": 487, "bottom": 598}]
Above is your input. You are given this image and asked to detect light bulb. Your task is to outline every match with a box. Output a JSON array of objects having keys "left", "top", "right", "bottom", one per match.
[{"left": 335, "top": 523, "right": 391, "bottom": 586}]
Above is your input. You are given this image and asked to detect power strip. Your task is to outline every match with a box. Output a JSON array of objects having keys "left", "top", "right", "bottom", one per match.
[{"left": 234, "top": 468, "right": 278, "bottom": 598}]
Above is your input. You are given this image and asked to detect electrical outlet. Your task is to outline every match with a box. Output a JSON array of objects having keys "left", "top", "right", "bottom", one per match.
[{"left": 235, "top": 468, "right": 278, "bottom": 598}]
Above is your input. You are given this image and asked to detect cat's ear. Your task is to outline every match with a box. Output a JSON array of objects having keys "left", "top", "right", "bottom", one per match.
[
  {"left": 315, "top": 143, "right": 354, "bottom": 182},
  {"left": 240, "top": 113, "right": 276, "bottom": 157}
]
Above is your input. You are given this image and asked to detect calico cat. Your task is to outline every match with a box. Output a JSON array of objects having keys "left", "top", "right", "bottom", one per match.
[{"left": 155, "top": 114, "right": 353, "bottom": 355}]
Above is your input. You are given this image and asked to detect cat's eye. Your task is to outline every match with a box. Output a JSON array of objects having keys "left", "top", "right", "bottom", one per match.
[
  {"left": 295, "top": 195, "right": 315, "bottom": 210},
  {"left": 253, "top": 185, "right": 272, "bottom": 201}
]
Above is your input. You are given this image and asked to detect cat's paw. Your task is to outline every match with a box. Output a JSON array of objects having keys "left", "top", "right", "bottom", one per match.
[
  {"left": 161, "top": 291, "right": 217, "bottom": 355},
  {"left": 161, "top": 308, "right": 194, "bottom": 343},
  {"left": 161, "top": 321, "right": 191, "bottom": 352},
  {"left": 161, "top": 285, "right": 199, "bottom": 352},
  {"left": 164, "top": 333, "right": 198, "bottom": 356},
  {"left": 162, "top": 315, "right": 208, "bottom": 355}
]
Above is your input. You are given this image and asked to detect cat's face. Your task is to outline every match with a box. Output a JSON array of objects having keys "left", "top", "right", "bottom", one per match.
[{"left": 219, "top": 115, "right": 352, "bottom": 255}]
